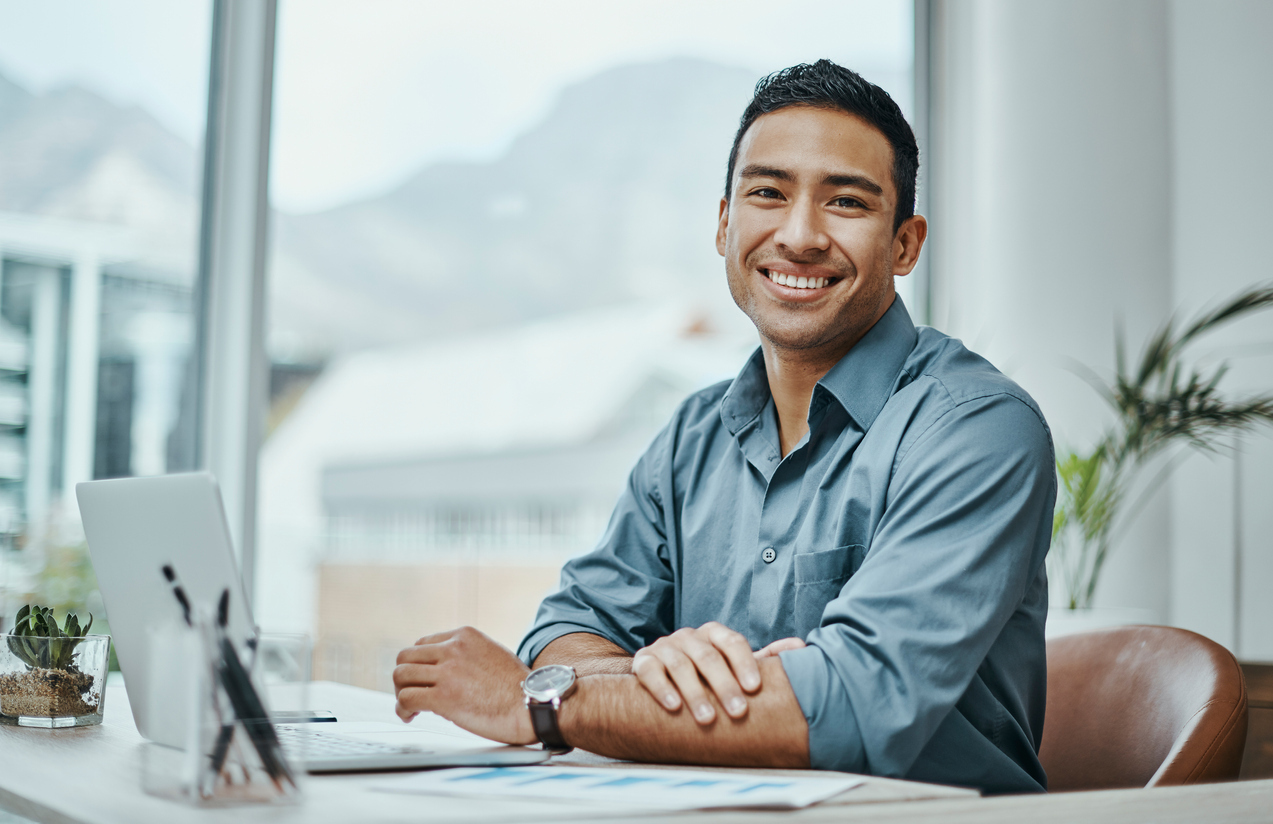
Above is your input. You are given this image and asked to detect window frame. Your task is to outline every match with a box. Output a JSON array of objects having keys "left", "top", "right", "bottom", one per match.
[{"left": 195, "top": 0, "right": 278, "bottom": 602}]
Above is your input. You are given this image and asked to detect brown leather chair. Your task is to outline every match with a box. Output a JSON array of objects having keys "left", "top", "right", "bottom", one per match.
[{"left": 1040, "top": 624, "right": 1248, "bottom": 791}]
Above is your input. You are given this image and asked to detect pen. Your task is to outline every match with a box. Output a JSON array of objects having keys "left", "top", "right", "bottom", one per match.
[
  {"left": 213, "top": 588, "right": 297, "bottom": 791},
  {"left": 207, "top": 588, "right": 238, "bottom": 787},
  {"left": 164, "top": 564, "right": 235, "bottom": 796},
  {"left": 163, "top": 567, "right": 294, "bottom": 794},
  {"left": 161, "top": 564, "right": 193, "bottom": 626}
]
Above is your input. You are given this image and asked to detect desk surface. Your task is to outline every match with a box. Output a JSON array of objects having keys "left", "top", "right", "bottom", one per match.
[{"left": 0, "top": 681, "right": 1270, "bottom": 824}]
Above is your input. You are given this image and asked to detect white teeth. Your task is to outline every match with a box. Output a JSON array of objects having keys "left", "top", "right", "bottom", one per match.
[{"left": 767, "top": 270, "right": 831, "bottom": 289}]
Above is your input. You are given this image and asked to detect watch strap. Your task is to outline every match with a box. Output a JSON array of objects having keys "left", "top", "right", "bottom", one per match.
[{"left": 527, "top": 698, "right": 572, "bottom": 754}]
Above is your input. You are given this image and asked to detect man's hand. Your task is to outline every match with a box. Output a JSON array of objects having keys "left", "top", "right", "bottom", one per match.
[
  {"left": 754, "top": 637, "right": 806, "bottom": 658},
  {"left": 631, "top": 622, "right": 806, "bottom": 725},
  {"left": 393, "top": 626, "right": 536, "bottom": 745}
]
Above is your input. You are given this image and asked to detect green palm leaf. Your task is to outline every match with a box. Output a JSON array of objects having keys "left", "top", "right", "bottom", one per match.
[{"left": 1054, "top": 284, "right": 1273, "bottom": 608}]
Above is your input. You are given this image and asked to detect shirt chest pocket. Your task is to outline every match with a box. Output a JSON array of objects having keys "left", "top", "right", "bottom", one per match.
[{"left": 793, "top": 544, "right": 866, "bottom": 637}]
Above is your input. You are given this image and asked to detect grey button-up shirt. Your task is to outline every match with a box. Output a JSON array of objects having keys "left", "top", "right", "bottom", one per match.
[{"left": 518, "top": 297, "right": 1055, "bottom": 794}]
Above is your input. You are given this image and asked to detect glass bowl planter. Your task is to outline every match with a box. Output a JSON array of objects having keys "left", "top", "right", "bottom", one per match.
[{"left": 0, "top": 635, "right": 111, "bottom": 727}]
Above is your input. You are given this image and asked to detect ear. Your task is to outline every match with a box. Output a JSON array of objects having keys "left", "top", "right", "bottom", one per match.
[
  {"left": 715, "top": 197, "right": 729, "bottom": 257},
  {"left": 892, "top": 214, "right": 928, "bottom": 276}
]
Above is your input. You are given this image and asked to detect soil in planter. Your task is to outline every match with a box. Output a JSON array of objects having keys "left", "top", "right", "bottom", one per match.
[{"left": 0, "top": 668, "right": 98, "bottom": 717}]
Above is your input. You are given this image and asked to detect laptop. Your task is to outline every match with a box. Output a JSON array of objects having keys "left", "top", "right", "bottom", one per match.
[{"left": 76, "top": 472, "right": 549, "bottom": 772}]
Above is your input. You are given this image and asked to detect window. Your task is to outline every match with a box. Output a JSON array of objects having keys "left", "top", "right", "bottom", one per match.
[
  {"left": 0, "top": 1, "right": 213, "bottom": 636},
  {"left": 257, "top": 0, "right": 916, "bottom": 691}
]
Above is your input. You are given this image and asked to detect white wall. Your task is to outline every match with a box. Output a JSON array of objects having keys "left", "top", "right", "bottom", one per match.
[
  {"left": 1169, "top": 0, "right": 1273, "bottom": 660},
  {"left": 929, "top": 0, "right": 1174, "bottom": 620},
  {"left": 929, "top": 0, "right": 1273, "bottom": 652}
]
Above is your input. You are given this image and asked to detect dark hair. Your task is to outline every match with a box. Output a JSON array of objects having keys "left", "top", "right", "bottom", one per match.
[{"left": 725, "top": 60, "right": 918, "bottom": 233}]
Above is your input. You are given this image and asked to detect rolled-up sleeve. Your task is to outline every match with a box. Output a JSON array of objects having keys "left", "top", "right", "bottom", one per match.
[
  {"left": 780, "top": 392, "right": 1055, "bottom": 775},
  {"left": 517, "top": 434, "right": 676, "bottom": 665}
]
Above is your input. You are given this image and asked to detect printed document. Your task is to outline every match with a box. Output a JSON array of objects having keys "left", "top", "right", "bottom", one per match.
[{"left": 373, "top": 765, "right": 863, "bottom": 810}]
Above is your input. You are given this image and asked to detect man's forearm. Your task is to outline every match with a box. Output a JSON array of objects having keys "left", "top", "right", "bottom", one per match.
[
  {"left": 533, "top": 632, "right": 633, "bottom": 676},
  {"left": 558, "top": 656, "right": 810, "bottom": 768}
]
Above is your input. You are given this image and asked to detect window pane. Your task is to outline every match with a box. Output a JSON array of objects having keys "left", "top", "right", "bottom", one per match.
[
  {"left": 261, "top": 0, "right": 914, "bottom": 690},
  {"left": 0, "top": 1, "right": 212, "bottom": 634}
]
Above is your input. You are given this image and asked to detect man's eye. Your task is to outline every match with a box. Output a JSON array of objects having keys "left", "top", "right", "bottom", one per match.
[
  {"left": 833, "top": 196, "right": 865, "bottom": 209},
  {"left": 749, "top": 187, "right": 782, "bottom": 199}
]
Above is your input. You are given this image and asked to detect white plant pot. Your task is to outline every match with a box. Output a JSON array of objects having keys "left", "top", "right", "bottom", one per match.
[{"left": 1045, "top": 607, "right": 1158, "bottom": 639}]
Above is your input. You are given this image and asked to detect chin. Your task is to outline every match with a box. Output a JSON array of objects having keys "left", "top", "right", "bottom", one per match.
[{"left": 754, "top": 318, "right": 850, "bottom": 352}]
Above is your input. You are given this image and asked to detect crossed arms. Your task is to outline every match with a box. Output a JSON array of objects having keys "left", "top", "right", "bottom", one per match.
[
  {"left": 392, "top": 391, "right": 1056, "bottom": 778},
  {"left": 393, "top": 626, "right": 811, "bottom": 768}
]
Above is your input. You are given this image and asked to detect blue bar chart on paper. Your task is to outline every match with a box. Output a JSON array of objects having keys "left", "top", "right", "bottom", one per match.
[{"left": 372, "top": 766, "right": 862, "bottom": 811}]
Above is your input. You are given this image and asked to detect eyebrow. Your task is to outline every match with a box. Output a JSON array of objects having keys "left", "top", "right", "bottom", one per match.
[
  {"left": 823, "top": 174, "right": 884, "bottom": 195},
  {"left": 739, "top": 164, "right": 884, "bottom": 196}
]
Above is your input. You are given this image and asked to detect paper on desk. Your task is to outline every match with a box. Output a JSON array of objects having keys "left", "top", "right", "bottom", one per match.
[{"left": 372, "top": 766, "right": 863, "bottom": 810}]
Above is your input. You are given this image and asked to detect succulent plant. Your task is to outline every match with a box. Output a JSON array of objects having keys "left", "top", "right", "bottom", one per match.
[{"left": 6, "top": 605, "right": 93, "bottom": 671}]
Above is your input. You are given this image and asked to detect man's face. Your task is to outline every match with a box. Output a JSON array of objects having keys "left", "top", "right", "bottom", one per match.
[{"left": 716, "top": 105, "right": 922, "bottom": 357}]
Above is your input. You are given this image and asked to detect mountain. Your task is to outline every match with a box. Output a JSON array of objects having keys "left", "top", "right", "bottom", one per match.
[
  {"left": 0, "top": 69, "right": 198, "bottom": 245},
  {"left": 0, "top": 58, "right": 762, "bottom": 357},
  {"left": 269, "top": 58, "right": 759, "bottom": 356}
]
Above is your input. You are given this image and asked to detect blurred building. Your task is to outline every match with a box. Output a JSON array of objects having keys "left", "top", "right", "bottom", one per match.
[
  {"left": 258, "top": 302, "right": 756, "bottom": 689},
  {"left": 0, "top": 211, "right": 195, "bottom": 621}
]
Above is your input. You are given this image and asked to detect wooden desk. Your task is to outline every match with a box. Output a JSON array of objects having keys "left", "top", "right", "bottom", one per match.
[{"left": 2, "top": 681, "right": 1271, "bottom": 824}]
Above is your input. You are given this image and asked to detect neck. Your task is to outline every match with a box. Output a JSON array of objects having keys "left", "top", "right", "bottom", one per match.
[
  {"left": 761, "top": 342, "right": 844, "bottom": 458},
  {"left": 761, "top": 297, "right": 894, "bottom": 457}
]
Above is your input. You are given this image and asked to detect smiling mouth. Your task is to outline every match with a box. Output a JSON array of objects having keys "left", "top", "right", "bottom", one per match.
[{"left": 762, "top": 269, "right": 838, "bottom": 290}]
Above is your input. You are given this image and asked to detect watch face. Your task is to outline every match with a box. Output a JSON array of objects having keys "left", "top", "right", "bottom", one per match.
[{"left": 524, "top": 664, "right": 575, "bottom": 700}]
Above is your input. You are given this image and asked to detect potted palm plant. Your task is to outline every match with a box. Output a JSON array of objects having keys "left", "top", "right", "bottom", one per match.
[{"left": 1049, "top": 286, "right": 1273, "bottom": 628}]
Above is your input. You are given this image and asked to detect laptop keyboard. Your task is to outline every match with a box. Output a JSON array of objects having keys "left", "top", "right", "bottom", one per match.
[{"left": 274, "top": 725, "right": 420, "bottom": 758}]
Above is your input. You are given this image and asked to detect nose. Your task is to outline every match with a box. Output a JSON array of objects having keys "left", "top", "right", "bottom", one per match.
[{"left": 773, "top": 197, "right": 831, "bottom": 255}]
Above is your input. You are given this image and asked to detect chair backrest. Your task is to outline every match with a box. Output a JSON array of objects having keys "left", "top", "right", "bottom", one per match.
[{"left": 1040, "top": 624, "right": 1248, "bottom": 791}]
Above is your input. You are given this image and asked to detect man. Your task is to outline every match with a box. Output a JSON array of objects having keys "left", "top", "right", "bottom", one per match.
[{"left": 394, "top": 60, "right": 1054, "bottom": 794}]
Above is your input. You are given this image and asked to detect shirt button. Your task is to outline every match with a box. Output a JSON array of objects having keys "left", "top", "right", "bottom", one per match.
[{"left": 761, "top": 547, "right": 777, "bottom": 564}]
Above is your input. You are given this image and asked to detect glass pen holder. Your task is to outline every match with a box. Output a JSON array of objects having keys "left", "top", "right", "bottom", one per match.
[{"left": 141, "top": 616, "right": 305, "bottom": 806}]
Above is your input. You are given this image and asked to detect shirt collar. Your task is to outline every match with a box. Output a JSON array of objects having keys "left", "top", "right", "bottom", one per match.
[
  {"left": 720, "top": 347, "right": 771, "bottom": 436},
  {"left": 720, "top": 296, "right": 918, "bottom": 436},
  {"left": 817, "top": 295, "right": 918, "bottom": 431}
]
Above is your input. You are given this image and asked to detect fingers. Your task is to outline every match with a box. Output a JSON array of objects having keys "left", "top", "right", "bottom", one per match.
[
  {"left": 393, "top": 661, "right": 437, "bottom": 689},
  {"left": 413, "top": 629, "right": 460, "bottom": 646},
  {"left": 672, "top": 628, "right": 750, "bottom": 720},
  {"left": 399, "top": 625, "right": 485, "bottom": 666},
  {"left": 395, "top": 686, "right": 431, "bottom": 722},
  {"left": 651, "top": 642, "right": 719, "bottom": 724},
  {"left": 632, "top": 651, "right": 683, "bottom": 712},
  {"left": 397, "top": 644, "right": 445, "bottom": 666},
  {"left": 754, "top": 637, "right": 807, "bottom": 659},
  {"left": 632, "top": 623, "right": 759, "bottom": 725},
  {"left": 703, "top": 623, "right": 761, "bottom": 693},
  {"left": 392, "top": 654, "right": 439, "bottom": 721}
]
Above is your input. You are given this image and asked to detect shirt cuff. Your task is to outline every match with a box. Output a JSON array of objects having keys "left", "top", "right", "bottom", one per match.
[
  {"left": 516, "top": 623, "right": 630, "bottom": 667},
  {"left": 779, "top": 644, "right": 867, "bottom": 773}
]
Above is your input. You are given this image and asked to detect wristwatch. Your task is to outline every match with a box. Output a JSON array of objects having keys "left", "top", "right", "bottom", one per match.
[{"left": 521, "top": 664, "right": 577, "bottom": 754}]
